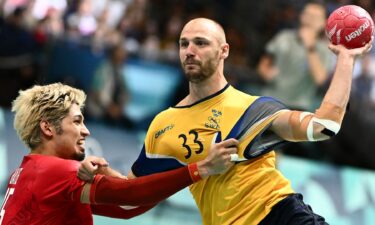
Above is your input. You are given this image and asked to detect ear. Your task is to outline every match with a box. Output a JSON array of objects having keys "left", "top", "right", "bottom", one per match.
[
  {"left": 221, "top": 43, "right": 229, "bottom": 59},
  {"left": 40, "top": 120, "right": 53, "bottom": 138}
]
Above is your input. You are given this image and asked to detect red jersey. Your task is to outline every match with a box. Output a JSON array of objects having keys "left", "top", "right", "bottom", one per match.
[{"left": 0, "top": 155, "right": 92, "bottom": 225}]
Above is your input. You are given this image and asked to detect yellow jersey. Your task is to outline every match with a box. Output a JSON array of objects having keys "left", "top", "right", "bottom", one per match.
[{"left": 132, "top": 85, "right": 294, "bottom": 225}]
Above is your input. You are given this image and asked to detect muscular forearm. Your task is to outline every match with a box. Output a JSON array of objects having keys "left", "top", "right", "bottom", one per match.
[
  {"left": 322, "top": 53, "right": 354, "bottom": 109},
  {"left": 85, "top": 165, "right": 199, "bottom": 206}
]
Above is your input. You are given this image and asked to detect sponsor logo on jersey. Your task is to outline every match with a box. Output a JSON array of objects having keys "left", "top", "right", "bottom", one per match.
[
  {"left": 345, "top": 20, "right": 370, "bottom": 42},
  {"left": 155, "top": 124, "right": 175, "bottom": 138}
]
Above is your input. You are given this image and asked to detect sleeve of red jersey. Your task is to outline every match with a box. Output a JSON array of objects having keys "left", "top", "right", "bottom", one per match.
[
  {"left": 91, "top": 204, "right": 156, "bottom": 219},
  {"left": 80, "top": 165, "right": 199, "bottom": 206}
]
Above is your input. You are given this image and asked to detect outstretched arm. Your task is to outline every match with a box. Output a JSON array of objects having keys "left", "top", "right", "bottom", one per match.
[
  {"left": 81, "top": 164, "right": 201, "bottom": 206},
  {"left": 78, "top": 138, "right": 238, "bottom": 208},
  {"left": 91, "top": 204, "right": 156, "bottom": 219},
  {"left": 271, "top": 41, "right": 372, "bottom": 142}
]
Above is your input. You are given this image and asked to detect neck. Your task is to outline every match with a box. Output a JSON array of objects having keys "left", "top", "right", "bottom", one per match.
[
  {"left": 30, "top": 142, "right": 57, "bottom": 157},
  {"left": 186, "top": 71, "right": 228, "bottom": 104}
]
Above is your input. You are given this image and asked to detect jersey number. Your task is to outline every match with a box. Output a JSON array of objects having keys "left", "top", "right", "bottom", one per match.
[
  {"left": 0, "top": 187, "right": 15, "bottom": 225},
  {"left": 178, "top": 130, "right": 204, "bottom": 159}
]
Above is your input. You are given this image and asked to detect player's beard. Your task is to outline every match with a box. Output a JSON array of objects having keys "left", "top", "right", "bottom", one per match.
[
  {"left": 76, "top": 152, "right": 85, "bottom": 161},
  {"left": 182, "top": 55, "right": 220, "bottom": 83}
]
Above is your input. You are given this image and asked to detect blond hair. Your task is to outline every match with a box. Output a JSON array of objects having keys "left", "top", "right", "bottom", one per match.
[{"left": 12, "top": 83, "right": 86, "bottom": 150}]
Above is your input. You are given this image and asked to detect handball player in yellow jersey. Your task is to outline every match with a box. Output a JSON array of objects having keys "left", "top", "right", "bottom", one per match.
[{"left": 127, "top": 18, "right": 372, "bottom": 225}]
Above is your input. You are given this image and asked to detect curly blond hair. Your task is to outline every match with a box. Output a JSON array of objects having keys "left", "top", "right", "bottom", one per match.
[{"left": 12, "top": 83, "right": 86, "bottom": 150}]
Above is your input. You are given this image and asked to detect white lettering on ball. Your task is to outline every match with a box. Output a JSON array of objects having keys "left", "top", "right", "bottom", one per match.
[{"left": 345, "top": 20, "right": 370, "bottom": 42}]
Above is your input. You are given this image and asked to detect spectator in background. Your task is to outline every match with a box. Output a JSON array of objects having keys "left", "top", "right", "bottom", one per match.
[
  {"left": 257, "top": 1, "right": 334, "bottom": 112},
  {"left": 158, "top": 5, "right": 184, "bottom": 62},
  {"left": 31, "top": 0, "right": 67, "bottom": 21},
  {"left": 86, "top": 44, "right": 133, "bottom": 129},
  {"left": 32, "top": 8, "right": 65, "bottom": 48},
  {"left": 92, "top": 5, "right": 123, "bottom": 52},
  {"left": 116, "top": 0, "right": 149, "bottom": 56},
  {"left": 67, "top": 0, "right": 97, "bottom": 37},
  {"left": 224, "top": 27, "right": 265, "bottom": 95},
  {"left": 0, "top": 6, "right": 39, "bottom": 107}
]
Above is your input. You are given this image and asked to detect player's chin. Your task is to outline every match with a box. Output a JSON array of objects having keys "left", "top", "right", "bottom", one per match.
[
  {"left": 185, "top": 70, "right": 201, "bottom": 79},
  {"left": 184, "top": 68, "right": 198, "bottom": 76},
  {"left": 75, "top": 151, "right": 86, "bottom": 162},
  {"left": 75, "top": 146, "right": 86, "bottom": 161},
  {"left": 186, "top": 73, "right": 210, "bottom": 84}
]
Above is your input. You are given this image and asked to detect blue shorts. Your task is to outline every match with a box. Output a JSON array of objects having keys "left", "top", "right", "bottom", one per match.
[{"left": 259, "top": 193, "right": 328, "bottom": 225}]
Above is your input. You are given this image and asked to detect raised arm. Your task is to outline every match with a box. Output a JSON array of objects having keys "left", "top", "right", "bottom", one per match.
[{"left": 270, "top": 41, "right": 372, "bottom": 142}]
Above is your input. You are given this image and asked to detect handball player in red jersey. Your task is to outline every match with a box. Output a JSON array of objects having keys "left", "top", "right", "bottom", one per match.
[{"left": 0, "top": 83, "right": 238, "bottom": 225}]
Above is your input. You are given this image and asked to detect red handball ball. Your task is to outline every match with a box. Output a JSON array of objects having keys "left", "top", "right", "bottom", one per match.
[{"left": 325, "top": 5, "right": 374, "bottom": 49}]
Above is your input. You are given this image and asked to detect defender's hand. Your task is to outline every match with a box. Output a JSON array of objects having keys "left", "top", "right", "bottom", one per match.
[
  {"left": 197, "top": 138, "right": 239, "bottom": 178},
  {"left": 78, "top": 156, "right": 125, "bottom": 182}
]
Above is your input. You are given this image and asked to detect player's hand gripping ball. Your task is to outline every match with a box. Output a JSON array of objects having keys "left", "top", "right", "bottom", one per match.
[{"left": 326, "top": 5, "right": 374, "bottom": 49}]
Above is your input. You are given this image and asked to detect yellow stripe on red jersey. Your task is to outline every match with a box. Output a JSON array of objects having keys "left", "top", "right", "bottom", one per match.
[{"left": 132, "top": 85, "right": 294, "bottom": 225}]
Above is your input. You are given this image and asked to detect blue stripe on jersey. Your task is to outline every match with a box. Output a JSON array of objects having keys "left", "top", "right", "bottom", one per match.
[
  {"left": 226, "top": 96, "right": 286, "bottom": 140},
  {"left": 131, "top": 145, "right": 185, "bottom": 177},
  {"left": 225, "top": 96, "right": 288, "bottom": 159},
  {"left": 214, "top": 131, "right": 222, "bottom": 143},
  {"left": 244, "top": 130, "right": 288, "bottom": 159}
]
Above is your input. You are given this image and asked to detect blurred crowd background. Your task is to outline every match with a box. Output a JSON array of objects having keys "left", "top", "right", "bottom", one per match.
[{"left": 0, "top": 0, "right": 375, "bottom": 170}]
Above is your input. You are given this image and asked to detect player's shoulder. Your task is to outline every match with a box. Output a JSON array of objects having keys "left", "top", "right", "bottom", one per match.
[
  {"left": 228, "top": 86, "right": 254, "bottom": 98},
  {"left": 242, "top": 96, "right": 288, "bottom": 126},
  {"left": 150, "top": 107, "right": 174, "bottom": 125},
  {"left": 225, "top": 86, "right": 260, "bottom": 105},
  {"left": 143, "top": 107, "right": 175, "bottom": 134},
  {"left": 249, "top": 95, "right": 287, "bottom": 110},
  {"left": 229, "top": 86, "right": 284, "bottom": 103},
  {"left": 156, "top": 107, "right": 173, "bottom": 117},
  {"left": 28, "top": 155, "right": 79, "bottom": 175},
  {"left": 231, "top": 91, "right": 288, "bottom": 114}
]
